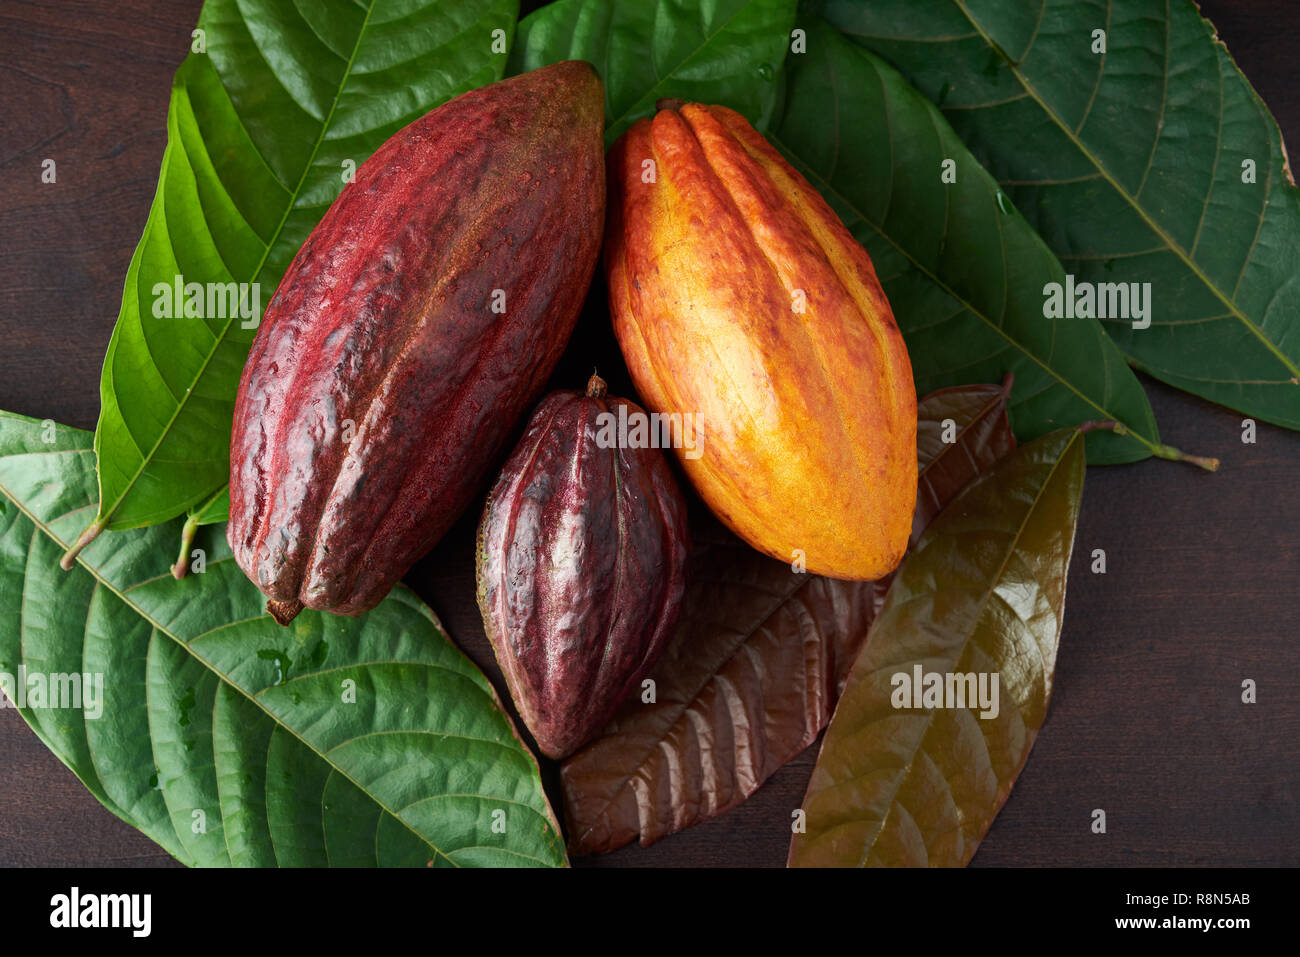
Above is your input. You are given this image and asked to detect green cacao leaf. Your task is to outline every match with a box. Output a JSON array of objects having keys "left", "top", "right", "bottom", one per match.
[
  {"left": 83, "top": 0, "right": 518, "bottom": 552},
  {"left": 562, "top": 382, "right": 1015, "bottom": 855},
  {"left": 818, "top": 0, "right": 1300, "bottom": 428},
  {"left": 770, "top": 19, "right": 1190, "bottom": 466},
  {"left": 509, "top": 0, "right": 797, "bottom": 146},
  {"left": 788, "top": 428, "right": 1085, "bottom": 867},
  {"left": 0, "top": 410, "right": 565, "bottom": 868}
]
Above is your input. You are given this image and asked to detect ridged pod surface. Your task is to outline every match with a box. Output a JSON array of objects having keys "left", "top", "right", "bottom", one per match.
[
  {"left": 477, "top": 376, "right": 690, "bottom": 759},
  {"left": 228, "top": 63, "right": 606, "bottom": 623},
  {"left": 606, "top": 102, "right": 917, "bottom": 580}
]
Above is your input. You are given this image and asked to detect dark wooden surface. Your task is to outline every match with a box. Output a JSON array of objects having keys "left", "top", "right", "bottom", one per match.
[{"left": 0, "top": 0, "right": 1296, "bottom": 868}]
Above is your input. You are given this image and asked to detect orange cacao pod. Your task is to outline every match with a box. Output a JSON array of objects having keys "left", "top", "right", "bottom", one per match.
[{"left": 605, "top": 102, "right": 917, "bottom": 580}]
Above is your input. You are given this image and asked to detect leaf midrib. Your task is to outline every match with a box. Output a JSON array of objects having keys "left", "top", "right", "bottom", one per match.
[
  {"left": 98, "top": 0, "right": 380, "bottom": 528},
  {"left": 946, "top": 0, "right": 1300, "bottom": 380}
]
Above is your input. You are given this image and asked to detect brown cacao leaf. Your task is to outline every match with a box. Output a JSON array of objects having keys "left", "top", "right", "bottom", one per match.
[
  {"left": 561, "top": 380, "right": 1016, "bottom": 855},
  {"left": 788, "top": 428, "right": 1086, "bottom": 867}
]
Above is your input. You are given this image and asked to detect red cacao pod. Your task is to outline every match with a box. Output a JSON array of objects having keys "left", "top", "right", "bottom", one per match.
[
  {"left": 228, "top": 62, "right": 606, "bottom": 624},
  {"left": 476, "top": 375, "right": 690, "bottom": 759},
  {"left": 606, "top": 101, "right": 917, "bottom": 581}
]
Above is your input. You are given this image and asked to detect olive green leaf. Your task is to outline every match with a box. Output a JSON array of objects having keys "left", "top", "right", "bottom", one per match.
[
  {"left": 509, "top": 0, "right": 798, "bottom": 146},
  {"left": 771, "top": 20, "right": 1208, "bottom": 467},
  {"left": 789, "top": 428, "right": 1085, "bottom": 867},
  {"left": 75, "top": 0, "right": 519, "bottom": 565},
  {"left": 818, "top": 0, "right": 1300, "bottom": 428},
  {"left": 0, "top": 409, "right": 565, "bottom": 867}
]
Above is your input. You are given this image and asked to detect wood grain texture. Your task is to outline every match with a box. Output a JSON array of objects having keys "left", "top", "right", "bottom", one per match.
[{"left": 0, "top": 0, "right": 1296, "bottom": 867}]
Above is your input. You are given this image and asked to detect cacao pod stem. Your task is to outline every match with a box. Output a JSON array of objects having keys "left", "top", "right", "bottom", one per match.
[
  {"left": 266, "top": 598, "right": 304, "bottom": 627},
  {"left": 586, "top": 373, "right": 608, "bottom": 398}
]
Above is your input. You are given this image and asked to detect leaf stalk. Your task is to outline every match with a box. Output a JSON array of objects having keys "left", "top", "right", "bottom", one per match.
[
  {"left": 59, "top": 518, "right": 106, "bottom": 570},
  {"left": 170, "top": 515, "right": 199, "bottom": 579}
]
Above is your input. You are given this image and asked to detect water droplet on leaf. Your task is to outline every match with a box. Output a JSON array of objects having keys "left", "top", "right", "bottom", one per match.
[{"left": 257, "top": 648, "right": 291, "bottom": 685}]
